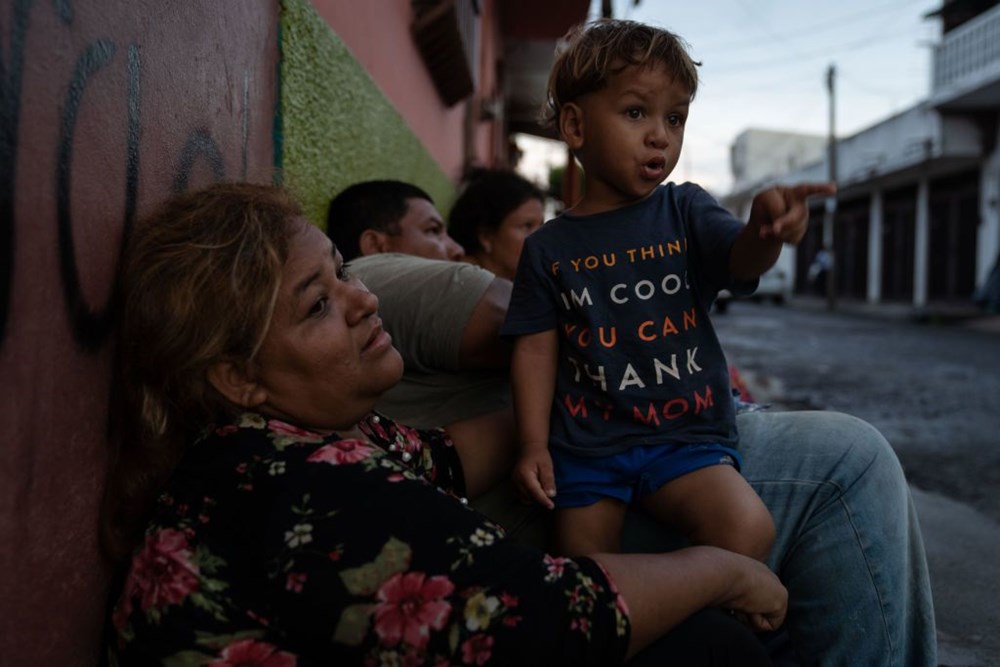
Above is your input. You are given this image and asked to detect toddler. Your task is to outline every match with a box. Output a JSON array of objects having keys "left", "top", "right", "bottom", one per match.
[{"left": 502, "top": 19, "right": 834, "bottom": 561}]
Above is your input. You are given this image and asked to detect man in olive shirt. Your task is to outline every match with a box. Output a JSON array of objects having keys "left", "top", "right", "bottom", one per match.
[{"left": 328, "top": 180, "right": 515, "bottom": 499}]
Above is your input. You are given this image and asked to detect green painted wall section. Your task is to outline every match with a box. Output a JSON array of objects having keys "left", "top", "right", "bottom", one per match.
[{"left": 279, "top": 0, "right": 455, "bottom": 229}]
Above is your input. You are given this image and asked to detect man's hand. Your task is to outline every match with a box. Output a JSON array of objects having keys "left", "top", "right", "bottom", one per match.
[
  {"left": 751, "top": 182, "right": 836, "bottom": 245},
  {"left": 513, "top": 447, "right": 556, "bottom": 509}
]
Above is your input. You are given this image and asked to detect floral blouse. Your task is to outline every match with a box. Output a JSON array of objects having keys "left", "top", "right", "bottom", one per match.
[{"left": 108, "top": 413, "right": 630, "bottom": 666}]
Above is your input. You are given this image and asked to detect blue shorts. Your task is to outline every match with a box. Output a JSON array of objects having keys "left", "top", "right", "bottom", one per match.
[{"left": 550, "top": 442, "right": 742, "bottom": 509}]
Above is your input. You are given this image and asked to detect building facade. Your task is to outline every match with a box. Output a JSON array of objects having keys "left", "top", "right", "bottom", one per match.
[
  {"left": 723, "top": 0, "right": 1000, "bottom": 308},
  {"left": 288, "top": 0, "right": 590, "bottom": 224},
  {"left": 729, "top": 129, "right": 827, "bottom": 193}
]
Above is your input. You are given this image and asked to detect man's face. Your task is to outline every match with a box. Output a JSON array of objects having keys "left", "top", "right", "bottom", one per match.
[{"left": 383, "top": 198, "right": 465, "bottom": 261}]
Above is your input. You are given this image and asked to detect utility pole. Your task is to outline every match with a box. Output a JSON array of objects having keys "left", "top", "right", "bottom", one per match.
[
  {"left": 601, "top": 0, "right": 641, "bottom": 19},
  {"left": 824, "top": 64, "right": 838, "bottom": 310}
]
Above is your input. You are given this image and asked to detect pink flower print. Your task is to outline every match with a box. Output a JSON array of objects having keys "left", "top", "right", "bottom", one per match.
[
  {"left": 594, "top": 559, "right": 631, "bottom": 617},
  {"left": 246, "top": 608, "right": 271, "bottom": 627},
  {"left": 285, "top": 572, "right": 307, "bottom": 593},
  {"left": 396, "top": 424, "right": 422, "bottom": 446},
  {"left": 387, "top": 472, "right": 406, "bottom": 483},
  {"left": 215, "top": 424, "right": 238, "bottom": 436},
  {"left": 307, "top": 440, "right": 374, "bottom": 465},
  {"left": 461, "top": 633, "right": 494, "bottom": 666},
  {"left": 209, "top": 638, "right": 297, "bottom": 667},
  {"left": 373, "top": 572, "right": 455, "bottom": 649},
  {"left": 268, "top": 419, "right": 321, "bottom": 441},
  {"left": 127, "top": 528, "right": 200, "bottom": 612},
  {"left": 365, "top": 415, "right": 390, "bottom": 440},
  {"left": 543, "top": 554, "right": 569, "bottom": 581},
  {"left": 500, "top": 593, "right": 518, "bottom": 608}
]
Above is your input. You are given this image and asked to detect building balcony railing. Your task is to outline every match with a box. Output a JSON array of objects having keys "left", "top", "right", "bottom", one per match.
[{"left": 931, "top": 3, "right": 1000, "bottom": 97}]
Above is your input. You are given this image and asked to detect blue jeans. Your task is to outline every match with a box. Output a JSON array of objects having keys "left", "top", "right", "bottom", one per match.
[
  {"left": 735, "top": 411, "right": 934, "bottom": 666},
  {"left": 476, "top": 410, "right": 937, "bottom": 666}
]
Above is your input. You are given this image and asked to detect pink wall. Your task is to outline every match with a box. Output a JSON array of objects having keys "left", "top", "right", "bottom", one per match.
[
  {"left": 0, "top": 2, "right": 278, "bottom": 663},
  {"left": 312, "top": 0, "right": 469, "bottom": 180}
]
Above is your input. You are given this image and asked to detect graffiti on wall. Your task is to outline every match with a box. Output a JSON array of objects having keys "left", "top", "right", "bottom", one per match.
[
  {"left": 0, "top": 2, "right": 276, "bottom": 663},
  {"left": 0, "top": 0, "right": 262, "bottom": 350}
]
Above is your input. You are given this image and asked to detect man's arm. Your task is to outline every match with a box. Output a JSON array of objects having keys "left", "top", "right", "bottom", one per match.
[
  {"left": 350, "top": 254, "right": 501, "bottom": 373},
  {"left": 458, "top": 276, "right": 513, "bottom": 370}
]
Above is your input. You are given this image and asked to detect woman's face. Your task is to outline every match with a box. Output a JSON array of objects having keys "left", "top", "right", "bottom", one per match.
[
  {"left": 479, "top": 197, "right": 544, "bottom": 280},
  {"left": 249, "top": 219, "right": 403, "bottom": 431}
]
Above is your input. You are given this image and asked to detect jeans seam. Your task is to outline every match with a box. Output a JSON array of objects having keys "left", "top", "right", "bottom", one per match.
[
  {"left": 835, "top": 488, "right": 897, "bottom": 666},
  {"left": 754, "top": 474, "right": 897, "bottom": 665}
]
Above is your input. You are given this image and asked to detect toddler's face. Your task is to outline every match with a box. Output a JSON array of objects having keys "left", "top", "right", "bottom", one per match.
[{"left": 564, "top": 62, "right": 691, "bottom": 213}]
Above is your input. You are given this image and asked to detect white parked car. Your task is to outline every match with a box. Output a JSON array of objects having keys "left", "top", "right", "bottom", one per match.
[{"left": 715, "top": 264, "right": 792, "bottom": 313}]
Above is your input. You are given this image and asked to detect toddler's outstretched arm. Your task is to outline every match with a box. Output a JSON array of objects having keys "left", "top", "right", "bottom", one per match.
[{"left": 731, "top": 182, "right": 836, "bottom": 279}]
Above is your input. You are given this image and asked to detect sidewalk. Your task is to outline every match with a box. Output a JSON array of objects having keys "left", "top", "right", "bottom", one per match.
[{"left": 786, "top": 295, "right": 1000, "bottom": 334}]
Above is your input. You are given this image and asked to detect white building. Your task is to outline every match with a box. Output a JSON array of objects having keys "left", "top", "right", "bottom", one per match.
[{"left": 730, "top": 129, "right": 827, "bottom": 193}]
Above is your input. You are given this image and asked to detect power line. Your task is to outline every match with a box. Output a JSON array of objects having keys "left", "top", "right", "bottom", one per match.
[
  {"left": 695, "top": 0, "right": 921, "bottom": 52},
  {"left": 703, "top": 28, "right": 919, "bottom": 73},
  {"left": 839, "top": 70, "right": 927, "bottom": 98}
]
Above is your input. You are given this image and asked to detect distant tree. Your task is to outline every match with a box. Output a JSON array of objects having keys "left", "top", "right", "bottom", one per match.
[{"left": 547, "top": 165, "right": 565, "bottom": 200}]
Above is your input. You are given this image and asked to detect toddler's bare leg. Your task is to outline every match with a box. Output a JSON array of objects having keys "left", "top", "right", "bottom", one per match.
[
  {"left": 639, "top": 465, "right": 775, "bottom": 561},
  {"left": 552, "top": 498, "right": 627, "bottom": 557}
]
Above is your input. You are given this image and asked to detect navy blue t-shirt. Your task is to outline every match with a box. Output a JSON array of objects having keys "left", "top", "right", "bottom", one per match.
[{"left": 501, "top": 183, "right": 756, "bottom": 457}]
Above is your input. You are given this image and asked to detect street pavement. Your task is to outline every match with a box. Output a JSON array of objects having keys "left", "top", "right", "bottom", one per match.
[{"left": 735, "top": 298, "right": 1000, "bottom": 667}]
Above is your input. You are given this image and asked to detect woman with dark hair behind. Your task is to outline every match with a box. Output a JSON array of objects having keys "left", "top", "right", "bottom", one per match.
[{"left": 449, "top": 168, "right": 546, "bottom": 280}]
